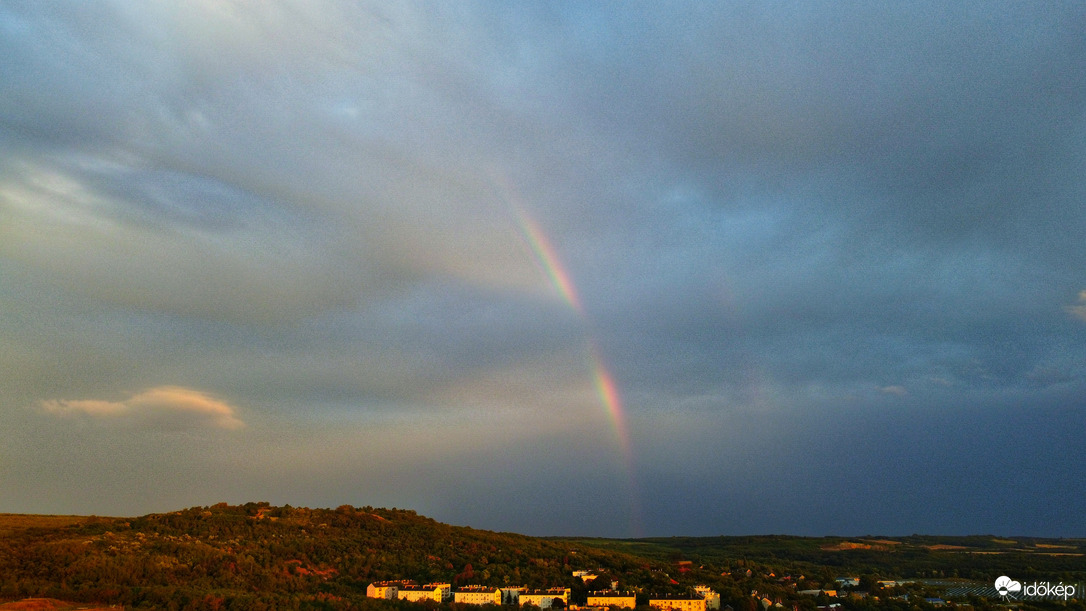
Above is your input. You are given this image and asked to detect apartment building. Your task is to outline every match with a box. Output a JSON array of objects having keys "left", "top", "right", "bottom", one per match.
[
  {"left": 520, "top": 587, "right": 571, "bottom": 608},
  {"left": 366, "top": 582, "right": 400, "bottom": 599},
  {"left": 694, "top": 586, "right": 720, "bottom": 610},
  {"left": 649, "top": 595, "right": 708, "bottom": 611},
  {"left": 587, "top": 591, "right": 637, "bottom": 609},
  {"left": 454, "top": 585, "right": 503, "bottom": 605},
  {"left": 398, "top": 584, "right": 445, "bottom": 603}
]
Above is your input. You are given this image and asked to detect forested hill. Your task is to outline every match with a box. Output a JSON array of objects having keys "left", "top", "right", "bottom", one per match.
[
  {"left": 2, "top": 503, "right": 1084, "bottom": 611},
  {"left": 0, "top": 502, "right": 660, "bottom": 609}
]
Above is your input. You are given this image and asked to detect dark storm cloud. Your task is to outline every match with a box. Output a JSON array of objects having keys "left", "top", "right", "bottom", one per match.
[
  {"left": 540, "top": 2, "right": 1086, "bottom": 417},
  {"left": 1, "top": 1, "right": 1084, "bottom": 536}
]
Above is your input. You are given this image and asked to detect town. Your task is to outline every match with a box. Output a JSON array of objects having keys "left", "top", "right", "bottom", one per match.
[{"left": 366, "top": 579, "right": 722, "bottom": 611}]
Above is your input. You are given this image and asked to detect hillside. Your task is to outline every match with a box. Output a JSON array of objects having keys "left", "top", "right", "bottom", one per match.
[
  {"left": 1, "top": 504, "right": 1083, "bottom": 611},
  {"left": 0, "top": 503, "right": 660, "bottom": 610}
]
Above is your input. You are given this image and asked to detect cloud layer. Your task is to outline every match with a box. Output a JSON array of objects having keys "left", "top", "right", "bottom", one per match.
[{"left": 1, "top": 1, "right": 1084, "bottom": 536}]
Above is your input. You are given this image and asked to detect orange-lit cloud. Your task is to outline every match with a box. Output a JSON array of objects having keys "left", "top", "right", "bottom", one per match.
[{"left": 41, "top": 386, "right": 244, "bottom": 430}]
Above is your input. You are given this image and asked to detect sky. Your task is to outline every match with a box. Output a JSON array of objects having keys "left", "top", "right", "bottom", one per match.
[{"left": 1, "top": 2, "right": 1085, "bottom": 538}]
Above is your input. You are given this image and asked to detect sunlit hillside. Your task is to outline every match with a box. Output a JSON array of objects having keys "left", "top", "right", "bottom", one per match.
[{"left": 0, "top": 503, "right": 660, "bottom": 610}]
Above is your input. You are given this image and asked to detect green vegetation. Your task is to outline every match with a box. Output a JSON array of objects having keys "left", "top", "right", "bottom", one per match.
[{"left": 1, "top": 504, "right": 1083, "bottom": 611}]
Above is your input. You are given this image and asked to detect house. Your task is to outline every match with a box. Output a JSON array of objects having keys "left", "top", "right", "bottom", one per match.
[
  {"left": 574, "top": 570, "right": 600, "bottom": 583},
  {"left": 520, "top": 587, "right": 570, "bottom": 608},
  {"left": 454, "top": 586, "right": 503, "bottom": 605},
  {"left": 649, "top": 594, "right": 707, "bottom": 611},
  {"left": 835, "top": 578, "right": 859, "bottom": 588},
  {"left": 587, "top": 591, "right": 637, "bottom": 609}
]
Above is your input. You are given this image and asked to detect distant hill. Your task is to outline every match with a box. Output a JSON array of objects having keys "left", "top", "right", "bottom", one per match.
[
  {"left": 571, "top": 534, "right": 1086, "bottom": 582},
  {"left": 1, "top": 504, "right": 1082, "bottom": 611}
]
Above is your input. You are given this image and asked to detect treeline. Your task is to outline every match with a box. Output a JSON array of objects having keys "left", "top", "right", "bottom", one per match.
[{"left": 606, "top": 535, "right": 1086, "bottom": 582}]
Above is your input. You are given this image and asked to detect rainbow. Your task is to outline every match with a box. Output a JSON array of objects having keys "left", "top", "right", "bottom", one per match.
[
  {"left": 588, "top": 345, "right": 632, "bottom": 464},
  {"left": 511, "top": 206, "right": 583, "bottom": 314},
  {"left": 494, "top": 174, "right": 643, "bottom": 535}
]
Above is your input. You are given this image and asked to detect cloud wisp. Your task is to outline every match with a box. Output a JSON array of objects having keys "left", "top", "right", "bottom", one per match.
[{"left": 41, "top": 386, "right": 245, "bottom": 431}]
